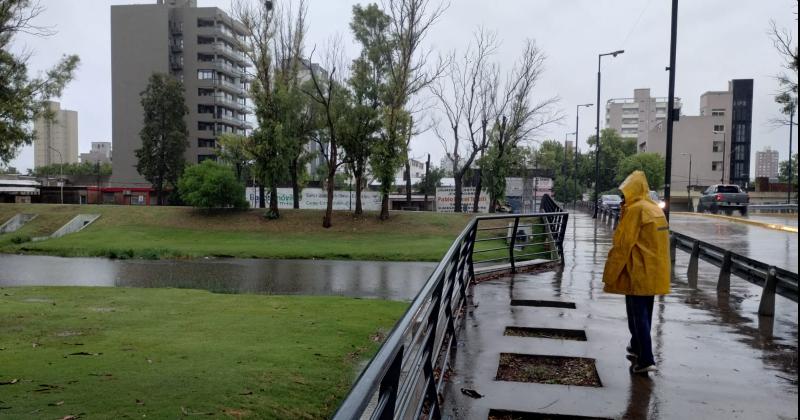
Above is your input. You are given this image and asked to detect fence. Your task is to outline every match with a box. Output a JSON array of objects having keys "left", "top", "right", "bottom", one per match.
[
  {"left": 332, "top": 195, "right": 568, "bottom": 420},
  {"left": 574, "top": 200, "right": 798, "bottom": 317}
]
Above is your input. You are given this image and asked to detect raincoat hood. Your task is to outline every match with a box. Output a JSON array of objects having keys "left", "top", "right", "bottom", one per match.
[{"left": 619, "top": 170, "right": 650, "bottom": 204}]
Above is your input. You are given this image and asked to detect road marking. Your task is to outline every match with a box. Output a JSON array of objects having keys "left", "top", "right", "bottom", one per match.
[{"left": 673, "top": 212, "right": 798, "bottom": 233}]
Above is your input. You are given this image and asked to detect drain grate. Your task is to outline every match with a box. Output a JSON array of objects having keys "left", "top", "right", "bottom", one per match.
[
  {"left": 488, "top": 409, "right": 613, "bottom": 420},
  {"left": 504, "top": 327, "right": 587, "bottom": 341},
  {"left": 510, "top": 299, "right": 576, "bottom": 309},
  {"left": 496, "top": 353, "right": 602, "bottom": 387}
]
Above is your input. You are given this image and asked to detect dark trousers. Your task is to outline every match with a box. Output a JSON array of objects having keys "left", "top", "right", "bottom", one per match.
[{"left": 625, "top": 295, "right": 655, "bottom": 366}]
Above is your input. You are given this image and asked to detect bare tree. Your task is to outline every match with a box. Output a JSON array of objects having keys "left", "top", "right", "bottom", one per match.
[
  {"left": 303, "top": 37, "right": 348, "bottom": 228},
  {"left": 430, "top": 28, "right": 499, "bottom": 212},
  {"left": 483, "top": 40, "right": 562, "bottom": 211},
  {"left": 769, "top": 19, "right": 798, "bottom": 127}
]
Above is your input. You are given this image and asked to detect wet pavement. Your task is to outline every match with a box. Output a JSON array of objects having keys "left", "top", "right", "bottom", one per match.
[
  {"left": 747, "top": 214, "right": 799, "bottom": 228},
  {"left": 442, "top": 212, "right": 798, "bottom": 419},
  {"left": 0, "top": 255, "right": 434, "bottom": 300},
  {"left": 669, "top": 213, "right": 798, "bottom": 272}
]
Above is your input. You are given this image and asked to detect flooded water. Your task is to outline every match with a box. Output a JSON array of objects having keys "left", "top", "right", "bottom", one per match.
[{"left": 0, "top": 255, "right": 435, "bottom": 300}]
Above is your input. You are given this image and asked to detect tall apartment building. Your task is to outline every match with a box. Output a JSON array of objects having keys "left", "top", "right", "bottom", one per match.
[
  {"left": 645, "top": 79, "right": 754, "bottom": 190},
  {"left": 111, "top": 0, "right": 251, "bottom": 186},
  {"left": 606, "top": 88, "right": 682, "bottom": 152},
  {"left": 80, "top": 142, "right": 113, "bottom": 165},
  {"left": 34, "top": 101, "right": 79, "bottom": 168},
  {"left": 755, "top": 147, "right": 780, "bottom": 180}
]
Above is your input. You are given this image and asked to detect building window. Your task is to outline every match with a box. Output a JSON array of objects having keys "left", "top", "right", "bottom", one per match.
[
  {"left": 713, "top": 141, "right": 724, "bottom": 153},
  {"left": 198, "top": 155, "right": 216, "bottom": 163},
  {"left": 198, "top": 69, "right": 214, "bottom": 80},
  {"left": 712, "top": 161, "right": 723, "bottom": 171},
  {"left": 198, "top": 138, "right": 216, "bottom": 148},
  {"left": 711, "top": 109, "right": 725, "bottom": 116},
  {"left": 197, "top": 19, "right": 215, "bottom": 27},
  {"left": 198, "top": 88, "right": 214, "bottom": 96},
  {"left": 713, "top": 124, "right": 725, "bottom": 133},
  {"left": 198, "top": 121, "right": 215, "bottom": 131}
]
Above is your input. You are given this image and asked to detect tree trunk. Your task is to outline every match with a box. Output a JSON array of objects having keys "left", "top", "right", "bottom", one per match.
[
  {"left": 323, "top": 169, "right": 334, "bottom": 228},
  {"left": 380, "top": 193, "right": 389, "bottom": 220},
  {"left": 354, "top": 172, "right": 364, "bottom": 216},
  {"left": 268, "top": 185, "right": 279, "bottom": 219},
  {"left": 473, "top": 168, "right": 482, "bottom": 213},
  {"left": 405, "top": 162, "right": 412, "bottom": 208},
  {"left": 259, "top": 184, "right": 266, "bottom": 209},
  {"left": 454, "top": 173, "right": 463, "bottom": 213},
  {"left": 290, "top": 158, "right": 300, "bottom": 209}
]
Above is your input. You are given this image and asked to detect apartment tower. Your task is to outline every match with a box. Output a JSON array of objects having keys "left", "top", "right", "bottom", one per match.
[
  {"left": 33, "top": 101, "right": 79, "bottom": 168},
  {"left": 111, "top": 0, "right": 250, "bottom": 186},
  {"left": 606, "top": 88, "right": 682, "bottom": 152}
]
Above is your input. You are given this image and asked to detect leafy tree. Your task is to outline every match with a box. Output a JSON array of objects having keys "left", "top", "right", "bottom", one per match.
[
  {"left": 33, "top": 161, "right": 111, "bottom": 177},
  {"left": 616, "top": 152, "right": 666, "bottom": 191},
  {"left": 417, "top": 166, "right": 444, "bottom": 196},
  {"left": 178, "top": 160, "right": 248, "bottom": 210},
  {"left": 779, "top": 153, "right": 799, "bottom": 186},
  {"left": 585, "top": 128, "right": 636, "bottom": 198},
  {"left": 0, "top": 0, "right": 80, "bottom": 164},
  {"left": 135, "top": 73, "right": 188, "bottom": 205},
  {"left": 215, "top": 133, "right": 252, "bottom": 186},
  {"left": 479, "top": 140, "right": 529, "bottom": 209}
]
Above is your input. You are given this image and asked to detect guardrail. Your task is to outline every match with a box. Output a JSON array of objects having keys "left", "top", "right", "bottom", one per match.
[
  {"left": 748, "top": 203, "right": 798, "bottom": 213},
  {"left": 332, "top": 195, "right": 568, "bottom": 420},
  {"left": 574, "top": 201, "right": 798, "bottom": 316}
]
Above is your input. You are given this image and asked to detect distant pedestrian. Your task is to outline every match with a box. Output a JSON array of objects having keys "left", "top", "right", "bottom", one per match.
[{"left": 602, "top": 171, "right": 671, "bottom": 374}]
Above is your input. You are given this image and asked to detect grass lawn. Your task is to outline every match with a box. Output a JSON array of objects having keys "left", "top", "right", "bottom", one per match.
[
  {"left": 0, "top": 204, "right": 472, "bottom": 261},
  {"left": 0, "top": 287, "right": 407, "bottom": 418}
]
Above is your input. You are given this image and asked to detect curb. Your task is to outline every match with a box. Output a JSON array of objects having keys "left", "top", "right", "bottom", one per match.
[{"left": 673, "top": 212, "right": 798, "bottom": 233}]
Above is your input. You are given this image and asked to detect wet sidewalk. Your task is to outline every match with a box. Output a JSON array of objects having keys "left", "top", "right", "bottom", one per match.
[{"left": 442, "top": 212, "right": 798, "bottom": 419}]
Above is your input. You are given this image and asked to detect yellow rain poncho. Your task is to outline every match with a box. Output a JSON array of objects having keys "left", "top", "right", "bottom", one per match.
[{"left": 602, "top": 171, "right": 671, "bottom": 296}]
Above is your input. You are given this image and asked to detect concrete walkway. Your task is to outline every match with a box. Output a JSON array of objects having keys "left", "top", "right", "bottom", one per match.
[{"left": 442, "top": 212, "right": 798, "bottom": 419}]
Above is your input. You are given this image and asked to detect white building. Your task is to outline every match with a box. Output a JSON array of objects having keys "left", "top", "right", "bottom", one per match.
[{"left": 34, "top": 101, "right": 79, "bottom": 168}]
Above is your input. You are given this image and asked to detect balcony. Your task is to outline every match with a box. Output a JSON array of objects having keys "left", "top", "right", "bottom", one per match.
[
  {"left": 198, "top": 78, "right": 247, "bottom": 96},
  {"left": 214, "top": 96, "right": 249, "bottom": 113},
  {"left": 215, "top": 114, "right": 252, "bottom": 129}
]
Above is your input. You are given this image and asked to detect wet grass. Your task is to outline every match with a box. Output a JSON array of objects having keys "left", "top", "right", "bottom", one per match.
[
  {"left": 0, "top": 204, "right": 472, "bottom": 261},
  {"left": 495, "top": 353, "right": 602, "bottom": 387},
  {"left": 0, "top": 286, "right": 407, "bottom": 418}
]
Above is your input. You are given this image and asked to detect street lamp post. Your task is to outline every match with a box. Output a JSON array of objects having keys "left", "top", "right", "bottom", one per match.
[
  {"left": 594, "top": 50, "right": 624, "bottom": 218},
  {"left": 48, "top": 145, "right": 64, "bottom": 204},
  {"left": 574, "top": 103, "right": 593, "bottom": 208},
  {"left": 681, "top": 152, "right": 692, "bottom": 211},
  {"left": 787, "top": 105, "right": 795, "bottom": 204}
]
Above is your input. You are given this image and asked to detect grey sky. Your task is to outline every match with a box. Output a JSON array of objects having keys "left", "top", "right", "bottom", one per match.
[{"left": 10, "top": 0, "right": 798, "bottom": 177}]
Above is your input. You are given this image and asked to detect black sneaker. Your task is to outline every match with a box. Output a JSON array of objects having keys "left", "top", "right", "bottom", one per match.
[{"left": 631, "top": 364, "right": 658, "bottom": 374}]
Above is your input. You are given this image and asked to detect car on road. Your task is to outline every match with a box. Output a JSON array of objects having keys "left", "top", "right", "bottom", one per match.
[
  {"left": 598, "top": 194, "right": 622, "bottom": 211},
  {"left": 697, "top": 184, "right": 749, "bottom": 215}
]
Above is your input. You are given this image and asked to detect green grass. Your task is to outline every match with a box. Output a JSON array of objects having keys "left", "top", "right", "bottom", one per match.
[
  {"left": 0, "top": 204, "right": 472, "bottom": 261},
  {"left": 0, "top": 287, "right": 407, "bottom": 418}
]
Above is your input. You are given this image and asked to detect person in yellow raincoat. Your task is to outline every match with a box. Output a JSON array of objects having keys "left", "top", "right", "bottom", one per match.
[{"left": 602, "top": 170, "right": 670, "bottom": 374}]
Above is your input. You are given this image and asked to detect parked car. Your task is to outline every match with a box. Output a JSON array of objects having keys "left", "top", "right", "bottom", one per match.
[
  {"left": 697, "top": 184, "right": 749, "bottom": 215},
  {"left": 599, "top": 194, "right": 622, "bottom": 211},
  {"left": 649, "top": 191, "right": 666, "bottom": 209}
]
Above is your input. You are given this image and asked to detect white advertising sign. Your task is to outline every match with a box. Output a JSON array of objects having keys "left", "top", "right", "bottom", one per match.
[
  {"left": 246, "top": 187, "right": 381, "bottom": 211},
  {"left": 435, "top": 187, "right": 489, "bottom": 213}
]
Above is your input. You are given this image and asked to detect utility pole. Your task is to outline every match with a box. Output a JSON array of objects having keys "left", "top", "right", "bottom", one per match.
[
  {"left": 594, "top": 50, "right": 624, "bottom": 218},
  {"left": 663, "top": 0, "right": 679, "bottom": 221},
  {"left": 575, "top": 103, "right": 593, "bottom": 208},
  {"left": 48, "top": 145, "right": 64, "bottom": 204},
  {"left": 682, "top": 153, "right": 692, "bottom": 211},
  {"left": 788, "top": 105, "right": 795, "bottom": 204}
]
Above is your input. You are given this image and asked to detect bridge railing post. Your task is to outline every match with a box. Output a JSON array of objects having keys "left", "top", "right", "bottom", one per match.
[
  {"left": 717, "top": 251, "right": 732, "bottom": 293},
  {"left": 758, "top": 267, "right": 778, "bottom": 317},
  {"left": 669, "top": 233, "right": 677, "bottom": 280},
  {"left": 687, "top": 241, "right": 700, "bottom": 289}
]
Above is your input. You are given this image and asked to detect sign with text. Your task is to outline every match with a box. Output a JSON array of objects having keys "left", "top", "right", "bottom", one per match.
[
  {"left": 246, "top": 188, "right": 381, "bottom": 211},
  {"left": 435, "top": 187, "right": 489, "bottom": 213}
]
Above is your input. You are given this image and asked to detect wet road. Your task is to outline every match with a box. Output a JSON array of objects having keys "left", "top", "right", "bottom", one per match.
[
  {"left": 669, "top": 213, "right": 798, "bottom": 272},
  {"left": 443, "top": 212, "right": 797, "bottom": 419},
  {"left": 747, "top": 213, "right": 798, "bottom": 227},
  {"left": 0, "top": 255, "right": 434, "bottom": 300}
]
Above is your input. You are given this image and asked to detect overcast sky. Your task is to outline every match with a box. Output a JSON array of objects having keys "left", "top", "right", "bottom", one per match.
[{"left": 9, "top": 0, "right": 798, "bottom": 176}]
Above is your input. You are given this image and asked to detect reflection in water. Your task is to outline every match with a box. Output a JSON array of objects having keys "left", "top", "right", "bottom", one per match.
[
  {"left": 0, "top": 254, "right": 435, "bottom": 300},
  {"left": 622, "top": 375, "right": 654, "bottom": 419}
]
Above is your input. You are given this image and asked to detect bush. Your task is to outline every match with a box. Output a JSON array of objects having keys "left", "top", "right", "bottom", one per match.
[
  {"left": 10, "top": 235, "right": 31, "bottom": 244},
  {"left": 178, "top": 160, "right": 249, "bottom": 210}
]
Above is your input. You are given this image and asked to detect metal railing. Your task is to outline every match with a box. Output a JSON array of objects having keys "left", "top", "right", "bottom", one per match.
[
  {"left": 332, "top": 195, "right": 568, "bottom": 420},
  {"left": 574, "top": 201, "right": 798, "bottom": 316}
]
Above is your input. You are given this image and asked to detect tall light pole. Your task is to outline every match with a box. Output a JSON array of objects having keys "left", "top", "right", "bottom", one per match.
[
  {"left": 594, "top": 49, "right": 624, "bottom": 218},
  {"left": 662, "top": 0, "right": 679, "bottom": 220},
  {"left": 574, "top": 103, "right": 593, "bottom": 208},
  {"left": 681, "top": 152, "right": 692, "bottom": 211},
  {"left": 48, "top": 145, "right": 64, "bottom": 204},
  {"left": 787, "top": 104, "right": 795, "bottom": 204}
]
